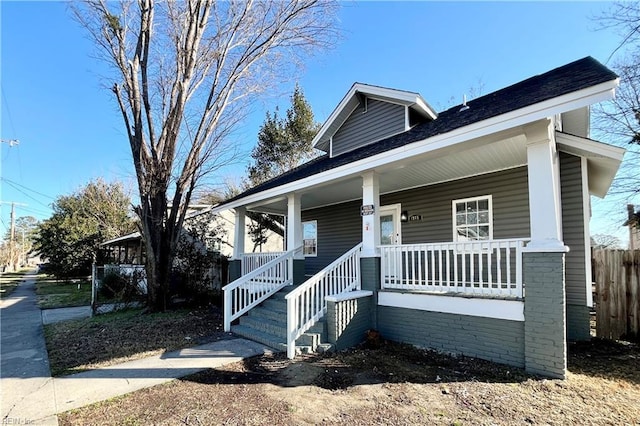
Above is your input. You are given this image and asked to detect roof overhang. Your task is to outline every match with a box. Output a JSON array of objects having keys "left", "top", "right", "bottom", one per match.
[
  {"left": 556, "top": 131, "right": 626, "bottom": 198},
  {"left": 312, "top": 83, "right": 438, "bottom": 152},
  {"left": 100, "top": 232, "right": 141, "bottom": 247},
  {"left": 209, "top": 77, "right": 619, "bottom": 216}
]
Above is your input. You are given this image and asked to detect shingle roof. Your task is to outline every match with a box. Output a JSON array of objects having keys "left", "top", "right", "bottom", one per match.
[{"left": 227, "top": 56, "right": 617, "bottom": 204}]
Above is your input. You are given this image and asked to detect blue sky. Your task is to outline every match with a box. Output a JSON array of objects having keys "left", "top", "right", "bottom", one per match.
[{"left": 0, "top": 1, "right": 633, "bottom": 243}]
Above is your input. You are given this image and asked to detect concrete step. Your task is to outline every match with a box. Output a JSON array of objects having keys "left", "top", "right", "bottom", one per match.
[
  {"left": 231, "top": 325, "right": 286, "bottom": 352},
  {"left": 248, "top": 306, "right": 286, "bottom": 323},
  {"left": 239, "top": 315, "right": 287, "bottom": 338}
]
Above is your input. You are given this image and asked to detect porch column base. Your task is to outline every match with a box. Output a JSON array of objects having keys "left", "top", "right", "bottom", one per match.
[
  {"left": 292, "top": 259, "right": 306, "bottom": 285},
  {"left": 360, "top": 257, "right": 381, "bottom": 330},
  {"left": 524, "top": 251, "right": 567, "bottom": 379},
  {"left": 228, "top": 259, "right": 242, "bottom": 282}
]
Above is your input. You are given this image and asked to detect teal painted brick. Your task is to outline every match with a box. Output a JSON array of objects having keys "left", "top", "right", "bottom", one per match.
[
  {"left": 327, "top": 296, "right": 373, "bottom": 351},
  {"left": 377, "top": 306, "right": 525, "bottom": 368},
  {"left": 523, "top": 252, "right": 567, "bottom": 379},
  {"left": 229, "top": 260, "right": 242, "bottom": 282}
]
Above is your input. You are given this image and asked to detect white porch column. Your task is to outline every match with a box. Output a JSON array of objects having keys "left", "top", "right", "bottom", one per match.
[
  {"left": 232, "top": 206, "right": 246, "bottom": 259},
  {"left": 287, "top": 193, "right": 304, "bottom": 259},
  {"left": 361, "top": 171, "right": 380, "bottom": 257},
  {"left": 524, "top": 120, "right": 566, "bottom": 252}
]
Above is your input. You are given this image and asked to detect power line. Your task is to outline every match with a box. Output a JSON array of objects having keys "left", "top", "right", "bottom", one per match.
[
  {"left": 1, "top": 177, "right": 55, "bottom": 200},
  {"left": 1, "top": 180, "right": 52, "bottom": 209}
]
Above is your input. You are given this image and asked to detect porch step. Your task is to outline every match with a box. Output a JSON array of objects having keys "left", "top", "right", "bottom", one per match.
[
  {"left": 231, "top": 285, "right": 333, "bottom": 356},
  {"left": 230, "top": 324, "right": 286, "bottom": 352},
  {"left": 240, "top": 315, "right": 286, "bottom": 339}
]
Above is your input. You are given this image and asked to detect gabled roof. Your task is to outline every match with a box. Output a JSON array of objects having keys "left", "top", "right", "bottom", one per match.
[
  {"left": 223, "top": 56, "right": 618, "bottom": 208},
  {"left": 312, "top": 83, "right": 438, "bottom": 152}
]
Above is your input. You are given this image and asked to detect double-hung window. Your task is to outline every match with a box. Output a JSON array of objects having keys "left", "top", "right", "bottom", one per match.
[
  {"left": 303, "top": 220, "right": 318, "bottom": 257},
  {"left": 452, "top": 195, "right": 493, "bottom": 241}
]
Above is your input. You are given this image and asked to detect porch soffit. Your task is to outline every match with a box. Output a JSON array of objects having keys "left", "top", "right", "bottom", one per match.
[{"left": 248, "top": 133, "right": 528, "bottom": 215}]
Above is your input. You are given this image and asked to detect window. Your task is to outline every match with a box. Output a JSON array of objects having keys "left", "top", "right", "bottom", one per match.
[
  {"left": 453, "top": 195, "right": 493, "bottom": 241},
  {"left": 303, "top": 220, "right": 317, "bottom": 257}
]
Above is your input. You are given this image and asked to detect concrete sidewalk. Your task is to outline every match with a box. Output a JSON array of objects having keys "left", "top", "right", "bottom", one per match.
[
  {"left": 1, "top": 271, "right": 58, "bottom": 425},
  {"left": 1, "top": 273, "right": 273, "bottom": 424}
]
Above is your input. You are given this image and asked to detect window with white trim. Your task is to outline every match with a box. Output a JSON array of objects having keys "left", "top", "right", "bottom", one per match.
[
  {"left": 303, "top": 220, "right": 317, "bottom": 257},
  {"left": 453, "top": 195, "right": 493, "bottom": 241}
]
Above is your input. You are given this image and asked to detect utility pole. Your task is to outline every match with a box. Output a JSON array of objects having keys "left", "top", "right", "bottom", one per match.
[{"left": 1, "top": 201, "right": 27, "bottom": 271}]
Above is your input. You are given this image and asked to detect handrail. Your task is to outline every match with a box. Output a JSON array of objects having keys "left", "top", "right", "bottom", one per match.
[
  {"left": 223, "top": 247, "right": 301, "bottom": 332},
  {"left": 285, "top": 243, "right": 362, "bottom": 359}
]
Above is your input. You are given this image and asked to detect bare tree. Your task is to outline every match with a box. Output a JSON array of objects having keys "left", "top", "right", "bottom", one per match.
[{"left": 73, "top": 0, "right": 338, "bottom": 311}]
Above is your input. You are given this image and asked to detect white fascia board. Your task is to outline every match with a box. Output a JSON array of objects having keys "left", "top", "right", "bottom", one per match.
[
  {"left": 221, "top": 80, "right": 619, "bottom": 213},
  {"left": 311, "top": 83, "right": 361, "bottom": 149},
  {"left": 100, "top": 232, "right": 142, "bottom": 246},
  {"left": 378, "top": 291, "right": 524, "bottom": 321},
  {"left": 555, "top": 132, "right": 626, "bottom": 161}
]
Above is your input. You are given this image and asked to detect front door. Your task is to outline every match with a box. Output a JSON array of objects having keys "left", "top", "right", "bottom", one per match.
[{"left": 380, "top": 204, "right": 402, "bottom": 283}]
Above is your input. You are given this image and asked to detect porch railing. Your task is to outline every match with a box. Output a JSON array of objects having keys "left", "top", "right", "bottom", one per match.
[
  {"left": 285, "top": 243, "right": 362, "bottom": 359},
  {"left": 380, "top": 239, "right": 528, "bottom": 298},
  {"left": 241, "top": 251, "right": 286, "bottom": 275},
  {"left": 223, "top": 248, "right": 299, "bottom": 332}
]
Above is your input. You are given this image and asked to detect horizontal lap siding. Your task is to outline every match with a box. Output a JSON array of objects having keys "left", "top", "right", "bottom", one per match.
[
  {"left": 302, "top": 200, "right": 362, "bottom": 276},
  {"left": 381, "top": 166, "right": 531, "bottom": 244},
  {"left": 332, "top": 99, "right": 405, "bottom": 156},
  {"left": 560, "top": 152, "right": 588, "bottom": 306},
  {"left": 378, "top": 306, "right": 525, "bottom": 367}
]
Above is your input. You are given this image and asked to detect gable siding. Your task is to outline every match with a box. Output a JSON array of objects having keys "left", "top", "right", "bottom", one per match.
[
  {"left": 332, "top": 99, "right": 406, "bottom": 157},
  {"left": 559, "top": 152, "right": 587, "bottom": 306}
]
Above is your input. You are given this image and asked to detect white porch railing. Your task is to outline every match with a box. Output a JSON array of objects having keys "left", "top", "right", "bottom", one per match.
[
  {"left": 223, "top": 248, "right": 299, "bottom": 332},
  {"left": 380, "top": 239, "right": 528, "bottom": 298},
  {"left": 285, "top": 243, "right": 362, "bottom": 359},
  {"left": 241, "top": 251, "right": 286, "bottom": 275}
]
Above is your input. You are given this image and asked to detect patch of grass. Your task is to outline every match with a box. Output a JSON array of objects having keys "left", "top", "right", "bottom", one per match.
[
  {"left": 44, "top": 306, "right": 226, "bottom": 376},
  {"left": 36, "top": 276, "right": 92, "bottom": 308},
  {"left": 0, "top": 269, "right": 30, "bottom": 298}
]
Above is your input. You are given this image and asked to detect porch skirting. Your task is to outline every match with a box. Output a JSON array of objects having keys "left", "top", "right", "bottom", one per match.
[{"left": 378, "top": 306, "right": 526, "bottom": 367}]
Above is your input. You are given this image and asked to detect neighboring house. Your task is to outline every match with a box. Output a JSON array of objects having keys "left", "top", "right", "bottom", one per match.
[
  {"left": 99, "top": 206, "right": 284, "bottom": 289},
  {"left": 212, "top": 57, "right": 625, "bottom": 379},
  {"left": 623, "top": 204, "right": 640, "bottom": 250}
]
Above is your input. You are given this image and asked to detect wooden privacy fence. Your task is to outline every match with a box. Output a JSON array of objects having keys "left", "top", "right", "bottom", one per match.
[{"left": 593, "top": 249, "right": 640, "bottom": 341}]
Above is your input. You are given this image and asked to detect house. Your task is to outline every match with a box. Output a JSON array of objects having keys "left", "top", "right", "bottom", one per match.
[
  {"left": 212, "top": 57, "right": 625, "bottom": 379},
  {"left": 623, "top": 204, "right": 640, "bottom": 250},
  {"left": 98, "top": 206, "right": 284, "bottom": 290}
]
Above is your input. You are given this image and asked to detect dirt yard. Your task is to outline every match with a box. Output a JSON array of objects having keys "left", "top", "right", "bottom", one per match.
[{"left": 60, "top": 338, "right": 640, "bottom": 425}]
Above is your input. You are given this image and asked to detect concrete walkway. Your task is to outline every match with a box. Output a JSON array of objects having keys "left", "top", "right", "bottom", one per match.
[
  {"left": 1, "top": 273, "right": 273, "bottom": 424},
  {"left": 1, "top": 271, "right": 58, "bottom": 425}
]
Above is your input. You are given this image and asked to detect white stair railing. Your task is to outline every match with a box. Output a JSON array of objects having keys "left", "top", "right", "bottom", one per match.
[
  {"left": 285, "top": 243, "right": 362, "bottom": 359},
  {"left": 380, "top": 238, "right": 528, "bottom": 298},
  {"left": 242, "top": 251, "right": 286, "bottom": 275},
  {"left": 223, "top": 248, "right": 299, "bottom": 332}
]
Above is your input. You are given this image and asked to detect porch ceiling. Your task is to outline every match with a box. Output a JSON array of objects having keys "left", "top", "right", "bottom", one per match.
[{"left": 248, "top": 134, "right": 528, "bottom": 215}]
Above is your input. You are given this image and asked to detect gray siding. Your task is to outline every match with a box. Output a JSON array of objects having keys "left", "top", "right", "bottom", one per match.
[
  {"left": 332, "top": 99, "right": 405, "bottom": 157},
  {"left": 560, "top": 152, "right": 588, "bottom": 306},
  {"left": 377, "top": 306, "right": 525, "bottom": 367},
  {"left": 301, "top": 200, "right": 362, "bottom": 276},
  {"left": 382, "top": 166, "right": 531, "bottom": 243},
  {"left": 302, "top": 167, "right": 531, "bottom": 275}
]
